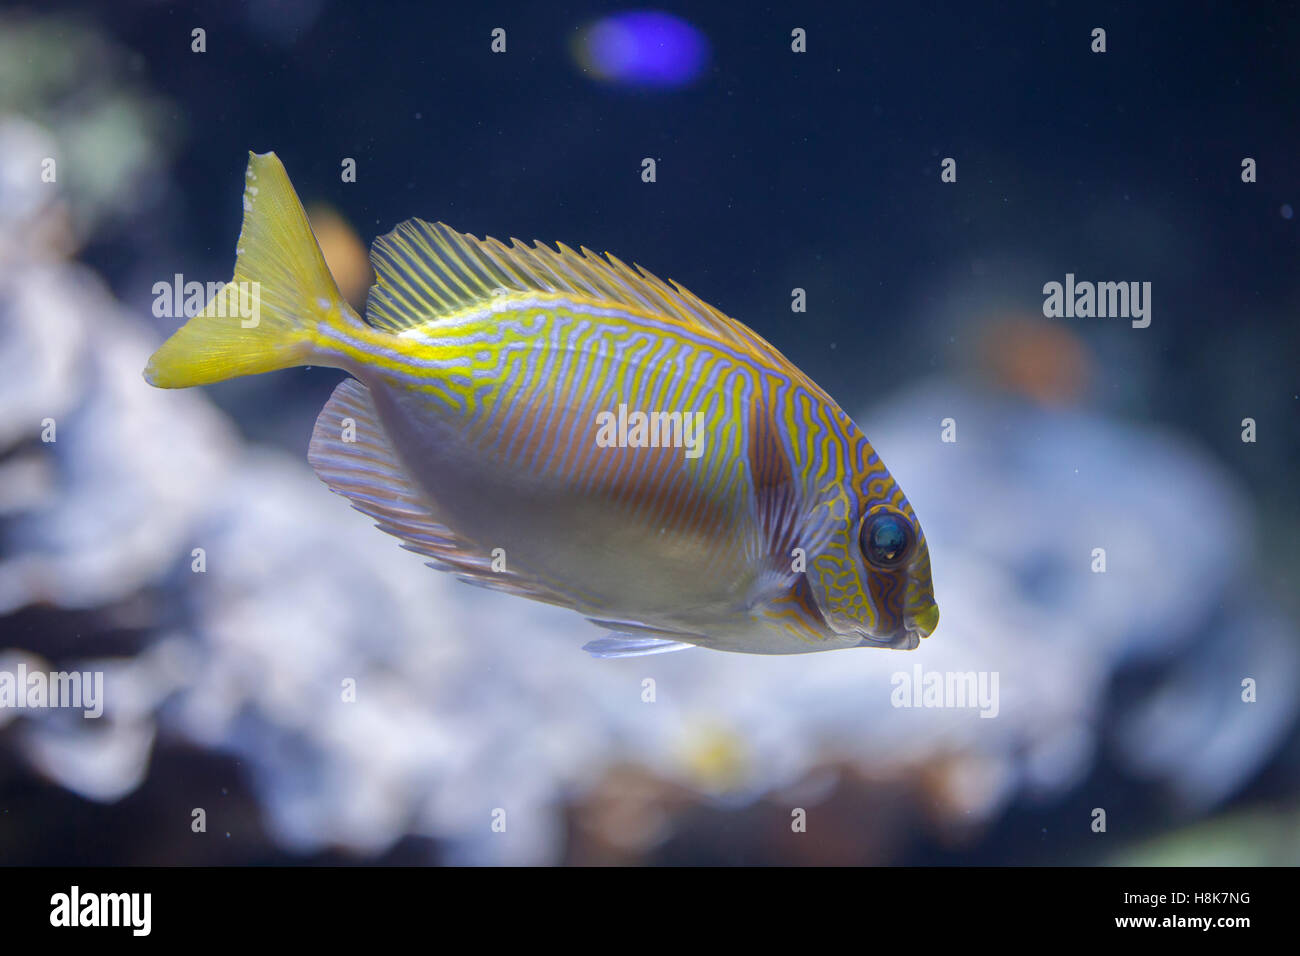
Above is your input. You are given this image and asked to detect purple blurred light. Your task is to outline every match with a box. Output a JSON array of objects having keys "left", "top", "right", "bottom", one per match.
[{"left": 578, "top": 11, "right": 709, "bottom": 89}]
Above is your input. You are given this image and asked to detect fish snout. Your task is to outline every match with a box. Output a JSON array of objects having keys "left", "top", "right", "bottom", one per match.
[{"left": 905, "top": 602, "right": 940, "bottom": 640}]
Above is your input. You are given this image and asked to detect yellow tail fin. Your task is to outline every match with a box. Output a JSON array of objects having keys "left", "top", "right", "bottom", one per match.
[{"left": 144, "top": 151, "right": 349, "bottom": 388}]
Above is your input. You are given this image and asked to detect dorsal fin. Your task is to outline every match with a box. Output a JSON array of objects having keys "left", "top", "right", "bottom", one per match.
[{"left": 364, "top": 220, "right": 794, "bottom": 368}]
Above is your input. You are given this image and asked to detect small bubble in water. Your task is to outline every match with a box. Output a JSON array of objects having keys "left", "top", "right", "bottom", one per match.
[{"left": 1282, "top": 204, "right": 1294, "bottom": 220}]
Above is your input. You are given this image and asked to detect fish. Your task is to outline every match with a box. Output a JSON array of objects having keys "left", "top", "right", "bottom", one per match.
[{"left": 144, "top": 151, "right": 938, "bottom": 657}]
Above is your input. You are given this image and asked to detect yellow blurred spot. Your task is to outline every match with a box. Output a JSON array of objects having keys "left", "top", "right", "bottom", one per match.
[{"left": 679, "top": 724, "right": 750, "bottom": 793}]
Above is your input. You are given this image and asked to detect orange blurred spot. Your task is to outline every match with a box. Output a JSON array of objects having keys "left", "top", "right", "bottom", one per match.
[
  {"left": 980, "top": 315, "right": 1092, "bottom": 406},
  {"left": 306, "top": 202, "right": 372, "bottom": 311}
]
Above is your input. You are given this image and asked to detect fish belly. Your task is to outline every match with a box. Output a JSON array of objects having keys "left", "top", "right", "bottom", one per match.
[{"left": 364, "top": 377, "right": 758, "bottom": 629}]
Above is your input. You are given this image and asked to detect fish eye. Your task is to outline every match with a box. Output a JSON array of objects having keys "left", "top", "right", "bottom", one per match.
[{"left": 859, "top": 509, "right": 914, "bottom": 570}]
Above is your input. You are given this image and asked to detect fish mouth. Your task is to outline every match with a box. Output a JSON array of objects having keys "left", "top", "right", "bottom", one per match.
[
  {"left": 858, "top": 605, "right": 938, "bottom": 650},
  {"left": 906, "top": 603, "right": 940, "bottom": 639},
  {"left": 857, "top": 628, "right": 921, "bottom": 650}
]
